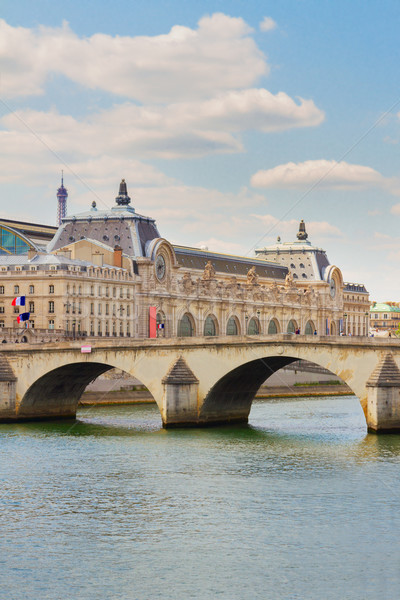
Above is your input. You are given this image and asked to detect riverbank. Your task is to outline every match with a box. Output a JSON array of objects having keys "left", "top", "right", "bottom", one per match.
[{"left": 79, "top": 383, "right": 353, "bottom": 405}]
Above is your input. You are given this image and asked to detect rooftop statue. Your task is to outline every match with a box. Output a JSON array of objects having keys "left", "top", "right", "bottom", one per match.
[
  {"left": 246, "top": 265, "right": 259, "bottom": 285},
  {"left": 202, "top": 260, "right": 216, "bottom": 280}
]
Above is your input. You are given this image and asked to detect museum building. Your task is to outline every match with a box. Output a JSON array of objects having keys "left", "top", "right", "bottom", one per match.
[{"left": 0, "top": 180, "right": 368, "bottom": 341}]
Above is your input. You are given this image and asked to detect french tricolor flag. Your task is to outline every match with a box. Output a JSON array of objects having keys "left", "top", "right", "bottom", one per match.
[
  {"left": 17, "top": 312, "right": 30, "bottom": 324},
  {"left": 12, "top": 296, "right": 25, "bottom": 306}
]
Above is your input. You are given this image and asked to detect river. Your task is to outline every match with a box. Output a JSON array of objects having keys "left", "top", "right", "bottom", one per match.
[{"left": 1, "top": 396, "right": 399, "bottom": 599}]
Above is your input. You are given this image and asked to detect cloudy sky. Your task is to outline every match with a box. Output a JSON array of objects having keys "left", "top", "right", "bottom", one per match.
[{"left": 1, "top": 0, "right": 399, "bottom": 300}]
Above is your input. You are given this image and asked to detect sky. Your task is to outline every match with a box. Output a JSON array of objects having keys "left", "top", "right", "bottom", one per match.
[{"left": 1, "top": 0, "right": 400, "bottom": 301}]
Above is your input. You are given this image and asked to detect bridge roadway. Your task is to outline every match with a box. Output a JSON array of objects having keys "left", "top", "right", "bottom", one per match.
[{"left": 0, "top": 334, "right": 399, "bottom": 432}]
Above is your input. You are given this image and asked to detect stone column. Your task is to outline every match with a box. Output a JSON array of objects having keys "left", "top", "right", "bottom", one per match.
[
  {"left": 366, "top": 352, "right": 400, "bottom": 432},
  {"left": 161, "top": 357, "right": 199, "bottom": 427},
  {"left": 0, "top": 356, "right": 17, "bottom": 421}
]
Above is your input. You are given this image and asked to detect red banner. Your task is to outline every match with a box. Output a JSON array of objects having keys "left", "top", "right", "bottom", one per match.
[{"left": 149, "top": 306, "right": 157, "bottom": 338}]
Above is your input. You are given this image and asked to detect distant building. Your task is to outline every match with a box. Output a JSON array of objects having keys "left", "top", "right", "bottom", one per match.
[
  {"left": 343, "top": 283, "right": 370, "bottom": 336},
  {"left": 370, "top": 302, "right": 400, "bottom": 335}
]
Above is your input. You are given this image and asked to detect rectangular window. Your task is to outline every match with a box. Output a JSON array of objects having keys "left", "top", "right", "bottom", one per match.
[
  {"left": 0, "top": 286, "right": 4, "bottom": 294},
  {"left": 91, "top": 286, "right": 94, "bottom": 296},
  {"left": 127, "top": 305, "right": 130, "bottom": 317},
  {"left": 49, "top": 301, "right": 55, "bottom": 313},
  {"left": 0, "top": 320, "right": 4, "bottom": 328},
  {"left": 29, "top": 302, "right": 35, "bottom": 313},
  {"left": 49, "top": 285, "right": 54, "bottom": 294},
  {"left": 14, "top": 307, "right": 19, "bottom": 314},
  {"left": 48, "top": 320, "right": 55, "bottom": 330},
  {"left": 30, "top": 321, "right": 35, "bottom": 329},
  {"left": 98, "top": 304, "right": 102, "bottom": 315},
  {"left": 14, "top": 285, "right": 19, "bottom": 294},
  {"left": 29, "top": 285, "right": 34, "bottom": 294},
  {"left": 90, "top": 303, "right": 94, "bottom": 315},
  {"left": 105, "top": 304, "right": 109, "bottom": 315}
]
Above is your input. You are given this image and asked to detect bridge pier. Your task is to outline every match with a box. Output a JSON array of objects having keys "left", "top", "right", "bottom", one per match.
[
  {"left": 0, "top": 356, "right": 17, "bottom": 420},
  {"left": 161, "top": 357, "right": 200, "bottom": 427},
  {"left": 366, "top": 353, "right": 400, "bottom": 433}
]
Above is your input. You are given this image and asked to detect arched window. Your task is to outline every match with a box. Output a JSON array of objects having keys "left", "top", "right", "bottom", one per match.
[
  {"left": 178, "top": 313, "right": 194, "bottom": 337},
  {"left": 268, "top": 319, "right": 278, "bottom": 334},
  {"left": 287, "top": 320, "right": 297, "bottom": 333},
  {"left": 248, "top": 317, "right": 260, "bottom": 335},
  {"left": 226, "top": 316, "right": 239, "bottom": 335},
  {"left": 204, "top": 315, "right": 217, "bottom": 336},
  {"left": 305, "top": 321, "right": 315, "bottom": 335}
]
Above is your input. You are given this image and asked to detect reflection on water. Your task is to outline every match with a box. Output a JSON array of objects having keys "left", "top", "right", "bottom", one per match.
[{"left": 0, "top": 395, "right": 399, "bottom": 600}]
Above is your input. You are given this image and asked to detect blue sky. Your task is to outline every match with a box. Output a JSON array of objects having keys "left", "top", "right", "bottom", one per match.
[{"left": 1, "top": 0, "right": 400, "bottom": 300}]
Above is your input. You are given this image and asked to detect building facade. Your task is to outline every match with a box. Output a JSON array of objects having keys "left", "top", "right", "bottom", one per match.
[
  {"left": 343, "top": 283, "right": 370, "bottom": 336},
  {"left": 0, "top": 181, "right": 369, "bottom": 342}
]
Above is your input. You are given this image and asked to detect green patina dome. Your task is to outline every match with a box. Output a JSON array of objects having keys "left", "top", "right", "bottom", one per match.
[{"left": 370, "top": 302, "right": 400, "bottom": 313}]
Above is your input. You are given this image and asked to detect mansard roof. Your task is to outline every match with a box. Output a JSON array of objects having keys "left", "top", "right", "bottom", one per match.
[
  {"left": 47, "top": 185, "right": 160, "bottom": 259},
  {"left": 173, "top": 245, "right": 288, "bottom": 279}
]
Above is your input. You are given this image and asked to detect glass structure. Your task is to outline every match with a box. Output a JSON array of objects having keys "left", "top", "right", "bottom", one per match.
[{"left": 0, "top": 226, "right": 34, "bottom": 255}]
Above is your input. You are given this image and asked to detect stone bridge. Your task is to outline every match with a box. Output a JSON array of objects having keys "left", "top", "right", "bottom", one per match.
[{"left": 0, "top": 334, "right": 400, "bottom": 432}]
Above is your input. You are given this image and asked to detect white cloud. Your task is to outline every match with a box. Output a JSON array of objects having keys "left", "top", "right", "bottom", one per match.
[
  {"left": 251, "top": 159, "right": 387, "bottom": 190},
  {"left": 0, "top": 87, "right": 324, "bottom": 168},
  {"left": 259, "top": 17, "right": 277, "bottom": 32},
  {"left": 0, "top": 15, "right": 267, "bottom": 102},
  {"left": 194, "top": 238, "right": 247, "bottom": 256},
  {"left": 175, "top": 89, "right": 324, "bottom": 132},
  {"left": 391, "top": 204, "right": 400, "bottom": 215}
]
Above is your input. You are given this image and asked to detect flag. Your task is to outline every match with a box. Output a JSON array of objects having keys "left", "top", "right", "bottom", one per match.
[
  {"left": 12, "top": 296, "right": 25, "bottom": 306},
  {"left": 17, "top": 312, "right": 30, "bottom": 323}
]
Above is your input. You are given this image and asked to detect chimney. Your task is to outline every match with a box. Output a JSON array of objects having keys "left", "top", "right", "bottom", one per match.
[{"left": 114, "top": 245, "right": 122, "bottom": 268}]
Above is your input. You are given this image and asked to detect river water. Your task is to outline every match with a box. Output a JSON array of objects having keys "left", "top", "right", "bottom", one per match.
[{"left": 1, "top": 396, "right": 399, "bottom": 600}]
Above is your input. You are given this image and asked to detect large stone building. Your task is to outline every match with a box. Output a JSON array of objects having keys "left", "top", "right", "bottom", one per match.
[{"left": 0, "top": 181, "right": 368, "bottom": 341}]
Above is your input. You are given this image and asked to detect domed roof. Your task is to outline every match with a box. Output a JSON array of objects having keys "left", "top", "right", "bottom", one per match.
[{"left": 370, "top": 303, "right": 400, "bottom": 313}]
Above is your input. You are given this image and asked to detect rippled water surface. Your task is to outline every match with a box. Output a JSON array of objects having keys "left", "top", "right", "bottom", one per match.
[{"left": 1, "top": 396, "right": 400, "bottom": 600}]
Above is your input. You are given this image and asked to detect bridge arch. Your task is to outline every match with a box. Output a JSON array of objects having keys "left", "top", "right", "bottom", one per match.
[
  {"left": 16, "top": 360, "right": 163, "bottom": 421},
  {"left": 198, "top": 350, "right": 363, "bottom": 427}
]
